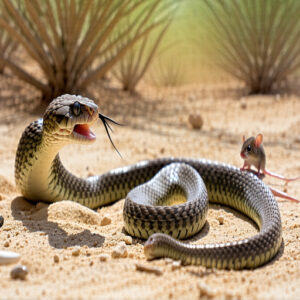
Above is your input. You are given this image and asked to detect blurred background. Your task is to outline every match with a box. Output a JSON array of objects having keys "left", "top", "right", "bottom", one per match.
[{"left": 0, "top": 0, "right": 299, "bottom": 106}]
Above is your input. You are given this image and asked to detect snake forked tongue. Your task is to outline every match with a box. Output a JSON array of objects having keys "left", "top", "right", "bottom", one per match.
[{"left": 99, "top": 112, "right": 123, "bottom": 158}]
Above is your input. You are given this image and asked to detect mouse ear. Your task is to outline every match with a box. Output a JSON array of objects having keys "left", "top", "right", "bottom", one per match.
[
  {"left": 242, "top": 135, "right": 245, "bottom": 143},
  {"left": 255, "top": 133, "right": 263, "bottom": 147}
]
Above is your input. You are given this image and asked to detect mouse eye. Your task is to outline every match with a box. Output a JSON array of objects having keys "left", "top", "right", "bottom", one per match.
[
  {"left": 246, "top": 145, "right": 251, "bottom": 152},
  {"left": 72, "top": 101, "right": 81, "bottom": 116}
]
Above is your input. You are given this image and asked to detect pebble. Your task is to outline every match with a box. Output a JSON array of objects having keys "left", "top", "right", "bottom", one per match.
[
  {"left": 171, "top": 260, "right": 181, "bottom": 270},
  {"left": 99, "top": 253, "right": 110, "bottom": 262},
  {"left": 4, "top": 241, "right": 9, "bottom": 247},
  {"left": 135, "top": 263, "right": 163, "bottom": 276},
  {"left": 111, "top": 242, "right": 128, "bottom": 258},
  {"left": 53, "top": 255, "right": 59, "bottom": 263},
  {"left": 217, "top": 216, "right": 224, "bottom": 225},
  {"left": 123, "top": 235, "right": 132, "bottom": 245},
  {"left": 240, "top": 98, "right": 247, "bottom": 109},
  {"left": 188, "top": 113, "right": 203, "bottom": 130},
  {"left": 197, "top": 282, "right": 215, "bottom": 299},
  {"left": 72, "top": 247, "right": 80, "bottom": 257},
  {"left": 164, "top": 258, "right": 174, "bottom": 264},
  {"left": 100, "top": 214, "right": 112, "bottom": 226},
  {"left": 0, "top": 215, "right": 4, "bottom": 228},
  {"left": 10, "top": 265, "right": 28, "bottom": 280},
  {"left": 0, "top": 250, "right": 20, "bottom": 265}
]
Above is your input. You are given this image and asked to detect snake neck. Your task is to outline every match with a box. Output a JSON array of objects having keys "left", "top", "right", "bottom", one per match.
[{"left": 15, "top": 119, "right": 72, "bottom": 202}]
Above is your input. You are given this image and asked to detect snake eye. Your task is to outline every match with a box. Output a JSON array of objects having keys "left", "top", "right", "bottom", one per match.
[
  {"left": 246, "top": 144, "right": 251, "bottom": 152},
  {"left": 72, "top": 101, "right": 81, "bottom": 116}
]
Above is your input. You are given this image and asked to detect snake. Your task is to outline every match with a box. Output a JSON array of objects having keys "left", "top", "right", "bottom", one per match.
[{"left": 15, "top": 94, "right": 282, "bottom": 269}]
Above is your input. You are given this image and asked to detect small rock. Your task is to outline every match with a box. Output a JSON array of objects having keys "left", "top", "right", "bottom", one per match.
[
  {"left": 72, "top": 247, "right": 80, "bottom": 257},
  {"left": 10, "top": 265, "right": 28, "bottom": 280},
  {"left": 111, "top": 242, "right": 128, "bottom": 258},
  {"left": 0, "top": 215, "right": 4, "bottom": 228},
  {"left": 171, "top": 260, "right": 181, "bottom": 271},
  {"left": 100, "top": 214, "right": 111, "bottom": 226},
  {"left": 188, "top": 113, "right": 203, "bottom": 130},
  {"left": 164, "top": 258, "right": 174, "bottom": 264},
  {"left": 99, "top": 253, "right": 110, "bottom": 262},
  {"left": 217, "top": 216, "right": 224, "bottom": 225},
  {"left": 4, "top": 241, "right": 9, "bottom": 247},
  {"left": 123, "top": 235, "right": 132, "bottom": 245},
  {"left": 197, "top": 282, "right": 215, "bottom": 299},
  {"left": 0, "top": 250, "right": 20, "bottom": 265},
  {"left": 240, "top": 98, "right": 247, "bottom": 109},
  {"left": 53, "top": 255, "right": 59, "bottom": 263},
  {"left": 135, "top": 263, "right": 163, "bottom": 276}
]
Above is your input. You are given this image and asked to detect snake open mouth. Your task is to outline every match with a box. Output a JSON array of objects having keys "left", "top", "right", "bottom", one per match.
[{"left": 73, "top": 124, "right": 96, "bottom": 140}]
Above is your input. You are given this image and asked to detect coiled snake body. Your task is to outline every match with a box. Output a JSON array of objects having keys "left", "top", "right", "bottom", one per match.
[{"left": 15, "top": 95, "right": 282, "bottom": 269}]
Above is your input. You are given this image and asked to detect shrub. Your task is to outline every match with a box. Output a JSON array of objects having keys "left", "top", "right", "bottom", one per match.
[
  {"left": 112, "top": 0, "right": 179, "bottom": 92},
  {"left": 202, "top": 0, "right": 300, "bottom": 94},
  {"left": 0, "top": 2, "right": 17, "bottom": 74},
  {"left": 0, "top": 0, "right": 171, "bottom": 101},
  {"left": 147, "top": 40, "right": 186, "bottom": 87},
  {"left": 0, "top": 29, "right": 17, "bottom": 74}
]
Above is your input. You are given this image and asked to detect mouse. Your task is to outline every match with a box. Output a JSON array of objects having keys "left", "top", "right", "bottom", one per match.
[
  {"left": 240, "top": 133, "right": 299, "bottom": 203},
  {"left": 240, "top": 133, "right": 299, "bottom": 181}
]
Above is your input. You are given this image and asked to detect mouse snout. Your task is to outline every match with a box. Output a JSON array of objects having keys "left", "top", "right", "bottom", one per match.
[{"left": 240, "top": 152, "right": 246, "bottom": 159}]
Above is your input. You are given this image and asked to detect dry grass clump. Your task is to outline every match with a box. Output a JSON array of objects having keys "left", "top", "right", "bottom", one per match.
[
  {"left": 202, "top": 0, "right": 300, "bottom": 94},
  {"left": 0, "top": 30, "right": 17, "bottom": 74},
  {"left": 0, "top": 2, "right": 17, "bottom": 74},
  {"left": 112, "top": 0, "right": 179, "bottom": 93},
  {"left": 0, "top": 0, "right": 173, "bottom": 101},
  {"left": 148, "top": 49, "right": 186, "bottom": 87}
]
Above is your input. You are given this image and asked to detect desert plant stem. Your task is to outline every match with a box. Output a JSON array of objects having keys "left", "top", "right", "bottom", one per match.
[
  {"left": 79, "top": 18, "right": 167, "bottom": 89},
  {"left": 2, "top": 0, "right": 56, "bottom": 83},
  {"left": 133, "top": 19, "right": 172, "bottom": 89},
  {"left": 0, "top": 55, "right": 50, "bottom": 94}
]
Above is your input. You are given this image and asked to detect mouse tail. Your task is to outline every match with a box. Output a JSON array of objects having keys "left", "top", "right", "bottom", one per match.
[
  {"left": 264, "top": 169, "right": 300, "bottom": 182},
  {"left": 269, "top": 186, "right": 299, "bottom": 203}
]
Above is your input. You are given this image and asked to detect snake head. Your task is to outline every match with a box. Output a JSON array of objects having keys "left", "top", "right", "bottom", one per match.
[
  {"left": 144, "top": 233, "right": 171, "bottom": 260},
  {"left": 43, "top": 94, "right": 98, "bottom": 144}
]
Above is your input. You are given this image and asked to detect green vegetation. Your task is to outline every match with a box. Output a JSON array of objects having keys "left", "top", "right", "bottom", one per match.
[
  {"left": 0, "top": 0, "right": 176, "bottom": 101},
  {"left": 0, "top": 0, "right": 299, "bottom": 96},
  {"left": 199, "top": 0, "right": 300, "bottom": 93},
  {"left": 112, "top": 0, "right": 178, "bottom": 93}
]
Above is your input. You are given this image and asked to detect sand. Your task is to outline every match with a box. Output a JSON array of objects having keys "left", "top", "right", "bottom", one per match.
[{"left": 0, "top": 75, "right": 299, "bottom": 299}]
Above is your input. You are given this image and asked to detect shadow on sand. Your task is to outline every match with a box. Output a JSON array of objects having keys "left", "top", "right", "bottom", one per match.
[{"left": 11, "top": 196, "right": 105, "bottom": 249}]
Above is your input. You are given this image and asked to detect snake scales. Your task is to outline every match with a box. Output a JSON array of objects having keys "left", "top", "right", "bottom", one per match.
[{"left": 15, "top": 95, "right": 282, "bottom": 269}]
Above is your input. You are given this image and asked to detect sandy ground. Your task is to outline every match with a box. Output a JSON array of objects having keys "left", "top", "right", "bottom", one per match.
[{"left": 0, "top": 75, "right": 300, "bottom": 299}]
